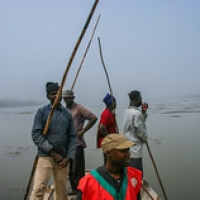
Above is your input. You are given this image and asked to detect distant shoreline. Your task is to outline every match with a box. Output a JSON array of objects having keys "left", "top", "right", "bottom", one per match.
[{"left": 0, "top": 99, "right": 45, "bottom": 108}]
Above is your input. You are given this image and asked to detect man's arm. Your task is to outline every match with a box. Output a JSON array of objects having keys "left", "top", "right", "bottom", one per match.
[
  {"left": 99, "top": 123, "right": 109, "bottom": 137},
  {"left": 76, "top": 190, "right": 82, "bottom": 200},
  {"left": 32, "top": 108, "right": 53, "bottom": 153},
  {"left": 137, "top": 123, "right": 148, "bottom": 142},
  {"left": 78, "top": 117, "right": 97, "bottom": 138},
  {"left": 83, "top": 116, "right": 97, "bottom": 132},
  {"left": 78, "top": 106, "right": 98, "bottom": 138},
  {"left": 134, "top": 112, "right": 148, "bottom": 142}
]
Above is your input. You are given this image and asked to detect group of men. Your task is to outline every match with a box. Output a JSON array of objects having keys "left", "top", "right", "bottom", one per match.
[{"left": 29, "top": 81, "right": 148, "bottom": 200}]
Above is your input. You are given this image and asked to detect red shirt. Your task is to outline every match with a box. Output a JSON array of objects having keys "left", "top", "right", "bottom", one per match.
[
  {"left": 77, "top": 167, "right": 142, "bottom": 200},
  {"left": 97, "top": 108, "right": 117, "bottom": 148}
]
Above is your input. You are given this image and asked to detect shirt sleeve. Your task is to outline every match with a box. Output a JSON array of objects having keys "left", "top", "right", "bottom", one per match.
[
  {"left": 79, "top": 105, "right": 97, "bottom": 121},
  {"left": 134, "top": 113, "right": 148, "bottom": 142},
  {"left": 31, "top": 107, "right": 53, "bottom": 153},
  {"left": 100, "top": 109, "right": 113, "bottom": 126},
  {"left": 66, "top": 118, "right": 77, "bottom": 159}
]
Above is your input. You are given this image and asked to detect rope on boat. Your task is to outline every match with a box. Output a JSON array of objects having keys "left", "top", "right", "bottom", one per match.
[{"left": 142, "top": 181, "right": 155, "bottom": 200}]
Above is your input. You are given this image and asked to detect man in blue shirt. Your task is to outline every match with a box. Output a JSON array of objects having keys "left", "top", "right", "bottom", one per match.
[{"left": 29, "top": 82, "right": 77, "bottom": 200}]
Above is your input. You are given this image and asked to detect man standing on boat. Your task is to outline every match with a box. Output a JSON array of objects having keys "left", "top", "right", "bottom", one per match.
[
  {"left": 123, "top": 90, "right": 148, "bottom": 174},
  {"left": 62, "top": 89, "right": 97, "bottom": 195},
  {"left": 76, "top": 134, "right": 142, "bottom": 200},
  {"left": 30, "top": 82, "right": 77, "bottom": 200},
  {"left": 97, "top": 93, "right": 118, "bottom": 148},
  {"left": 123, "top": 90, "right": 148, "bottom": 200},
  {"left": 122, "top": 90, "right": 148, "bottom": 200}
]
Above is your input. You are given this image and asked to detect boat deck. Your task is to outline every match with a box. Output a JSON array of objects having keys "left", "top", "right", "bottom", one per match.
[{"left": 43, "top": 178, "right": 162, "bottom": 200}]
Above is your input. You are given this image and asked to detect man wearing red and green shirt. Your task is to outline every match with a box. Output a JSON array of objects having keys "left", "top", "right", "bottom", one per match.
[{"left": 77, "top": 134, "right": 142, "bottom": 200}]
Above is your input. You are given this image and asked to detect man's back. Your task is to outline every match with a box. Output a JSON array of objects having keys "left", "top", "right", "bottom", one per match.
[
  {"left": 123, "top": 106, "right": 147, "bottom": 158},
  {"left": 69, "top": 102, "right": 96, "bottom": 131}
]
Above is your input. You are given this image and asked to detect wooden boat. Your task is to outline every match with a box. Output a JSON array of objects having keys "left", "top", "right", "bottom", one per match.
[
  {"left": 43, "top": 173, "right": 162, "bottom": 200},
  {"left": 141, "top": 180, "right": 162, "bottom": 200}
]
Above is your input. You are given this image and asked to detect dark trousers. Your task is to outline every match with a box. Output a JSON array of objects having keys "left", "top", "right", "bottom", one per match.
[
  {"left": 129, "top": 157, "right": 143, "bottom": 175},
  {"left": 129, "top": 157, "right": 143, "bottom": 200},
  {"left": 69, "top": 146, "right": 85, "bottom": 190}
]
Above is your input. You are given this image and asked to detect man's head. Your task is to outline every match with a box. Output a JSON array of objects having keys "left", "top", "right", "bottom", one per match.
[
  {"left": 103, "top": 93, "right": 116, "bottom": 109},
  {"left": 128, "top": 90, "right": 142, "bottom": 107},
  {"left": 101, "top": 134, "right": 135, "bottom": 167},
  {"left": 46, "top": 82, "right": 60, "bottom": 104},
  {"left": 62, "top": 89, "right": 75, "bottom": 107}
]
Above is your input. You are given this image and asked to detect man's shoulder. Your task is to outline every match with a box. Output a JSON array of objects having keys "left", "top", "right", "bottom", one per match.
[
  {"left": 101, "top": 108, "right": 111, "bottom": 115},
  {"left": 70, "top": 102, "right": 84, "bottom": 111},
  {"left": 76, "top": 103, "right": 96, "bottom": 116},
  {"left": 127, "top": 166, "right": 142, "bottom": 177},
  {"left": 126, "top": 107, "right": 141, "bottom": 114},
  {"left": 61, "top": 105, "right": 73, "bottom": 115},
  {"left": 74, "top": 103, "right": 86, "bottom": 109},
  {"left": 37, "top": 104, "right": 49, "bottom": 112}
]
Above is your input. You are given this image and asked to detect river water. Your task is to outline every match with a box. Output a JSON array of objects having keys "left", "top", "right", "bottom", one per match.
[{"left": 0, "top": 94, "right": 199, "bottom": 199}]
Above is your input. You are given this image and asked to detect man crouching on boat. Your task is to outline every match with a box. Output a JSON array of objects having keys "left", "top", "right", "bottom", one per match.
[
  {"left": 29, "top": 82, "right": 77, "bottom": 200},
  {"left": 76, "top": 134, "right": 142, "bottom": 200}
]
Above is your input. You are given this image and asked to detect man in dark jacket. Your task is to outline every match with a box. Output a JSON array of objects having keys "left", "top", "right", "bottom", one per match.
[{"left": 29, "top": 82, "right": 77, "bottom": 200}]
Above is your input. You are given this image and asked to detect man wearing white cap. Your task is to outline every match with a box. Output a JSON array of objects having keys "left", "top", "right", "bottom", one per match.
[
  {"left": 62, "top": 89, "right": 97, "bottom": 195},
  {"left": 76, "top": 134, "right": 142, "bottom": 200}
]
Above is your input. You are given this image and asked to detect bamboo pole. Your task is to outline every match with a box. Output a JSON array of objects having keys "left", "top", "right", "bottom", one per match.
[
  {"left": 23, "top": 0, "right": 100, "bottom": 199},
  {"left": 71, "top": 14, "right": 101, "bottom": 90},
  {"left": 43, "top": 0, "right": 99, "bottom": 137},
  {"left": 146, "top": 141, "right": 168, "bottom": 200},
  {"left": 97, "top": 37, "right": 113, "bottom": 96},
  {"left": 97, "top": 37, "right": 119, "bottom": 133}
]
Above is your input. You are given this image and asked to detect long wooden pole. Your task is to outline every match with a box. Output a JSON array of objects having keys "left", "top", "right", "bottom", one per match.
[
  {"left": 71, "top": 14, "right": 101, "bottom": 90},
  {"left": 97, "top": 37, "right": 113, "bottom": 96},
  {"left": 97, "top": 37, "right": 119, "bottom": 133},
  {"left": 146, "top": 141, "right": 168, "bottom": 200},
  {"left": 43, "top": 0, "right": 99, "bottom": 136},
  {"left": 24, "top": 0, "right": 99, "bottom": 199}
]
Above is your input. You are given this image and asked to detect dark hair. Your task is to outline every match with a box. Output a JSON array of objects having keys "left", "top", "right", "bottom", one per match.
[
  {"left": 128, "top": 90, "right": 141, "bottom": 100},
  {"left": 46, "top": 82, "right": 59, "bottom": 96}
]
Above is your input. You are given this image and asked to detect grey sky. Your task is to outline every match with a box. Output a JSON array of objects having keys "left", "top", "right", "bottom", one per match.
[{"left": 1, "top": 0, "right": 200, "bottom": 102}]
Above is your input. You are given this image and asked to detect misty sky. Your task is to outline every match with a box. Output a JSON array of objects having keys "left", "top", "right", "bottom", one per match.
[{"left": 1, "top": 0, "right": 200, "bottom": 102}]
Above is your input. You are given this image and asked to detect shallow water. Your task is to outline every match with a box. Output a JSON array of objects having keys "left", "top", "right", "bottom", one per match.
[{"left": 0, "top": 95, "right": 200, "bottom": 199}]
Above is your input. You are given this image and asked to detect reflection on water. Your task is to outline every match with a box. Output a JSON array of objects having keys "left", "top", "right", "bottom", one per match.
[
  {"left": 152, "top": 95, "right": 200, "bottom": 115},
  {"left": 0, "top": 95, "right": 200, "bottom": 199}
]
